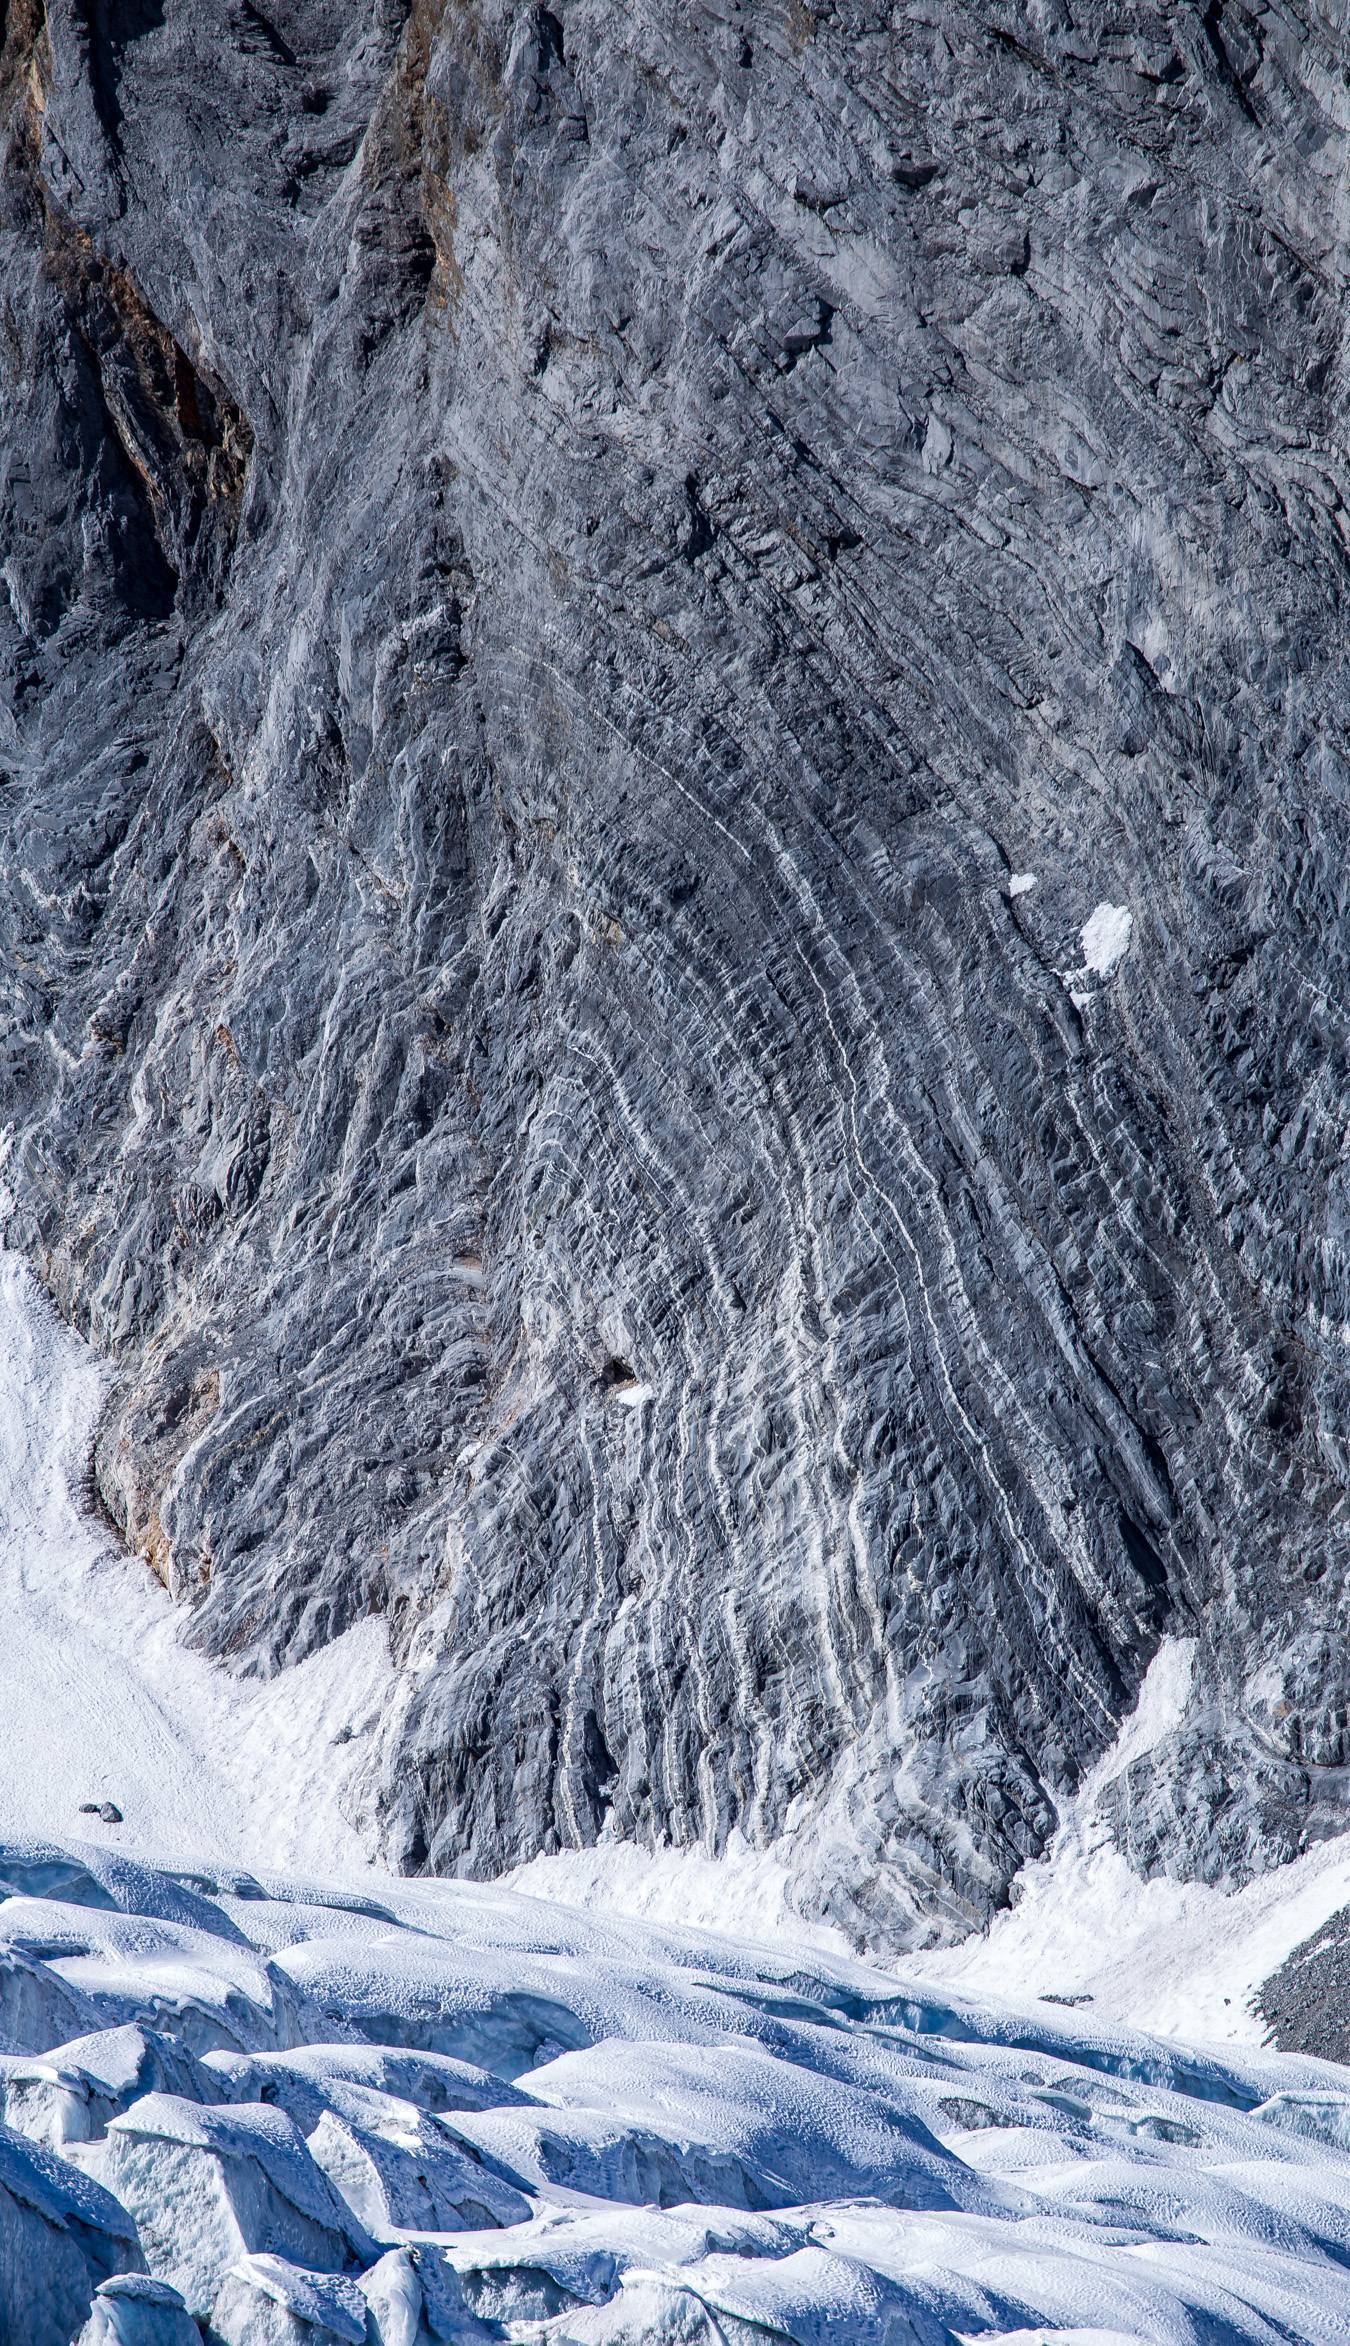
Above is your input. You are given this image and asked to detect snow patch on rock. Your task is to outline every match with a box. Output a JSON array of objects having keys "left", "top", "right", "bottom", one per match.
[{"left": 1080, "top": 901, "right": 1134, "bottom": 977}]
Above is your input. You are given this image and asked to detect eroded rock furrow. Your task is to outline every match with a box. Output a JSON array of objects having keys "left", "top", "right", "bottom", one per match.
[{"left": 0, "top": 1, "right": 1347, "bottom": 1945}]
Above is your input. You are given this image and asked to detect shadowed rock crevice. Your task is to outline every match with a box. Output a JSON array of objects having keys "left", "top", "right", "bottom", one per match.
[
  {"left": 39, "top": 198, "right": 253, "bottom": 613},
  {"left": 83, "top": 0, "right": 168, "bottom": 143}
]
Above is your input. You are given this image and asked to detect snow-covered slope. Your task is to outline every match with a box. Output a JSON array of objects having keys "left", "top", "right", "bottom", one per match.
[
  {"left": 9, "top": 1244, "right": 1350, "bottom": 2341},
  {"left": 509, "top": 1640, "right": 1350, "bottom": 2057},
  {"left": 0, "top": 1251, "right": 392, "bottom": 1877},
  {"left": 906, "top": 1640, "right": 1350, "bottom": 2050}
]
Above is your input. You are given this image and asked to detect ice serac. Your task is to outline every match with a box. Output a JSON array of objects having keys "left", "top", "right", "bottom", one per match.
[
  {"left": 5, "top": 1838, "right": 1350, "bottom": 2345},
  {"left": 0, "top": 2121, "right": 143, "bottom": 2346},
  {"left": 0, "top": 2, "right": 1347, "bottom": 1945}
]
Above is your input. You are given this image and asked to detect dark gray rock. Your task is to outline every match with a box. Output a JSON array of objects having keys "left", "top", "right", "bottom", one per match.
[
  {"left": 0, "top": 0, "right": 1348, "bottom": 1948},
  {"left": 1257, "top": 1906, "right": 1350, "bottom": 2067}
]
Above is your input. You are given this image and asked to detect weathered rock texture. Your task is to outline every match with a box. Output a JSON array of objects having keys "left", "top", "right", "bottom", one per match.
[
  {"left": 0, "top": 0, "right": 1347, "bottom": 1947},
  {"left": 1258, "top": 1904, "right": 1350, "bottom": 2065}
]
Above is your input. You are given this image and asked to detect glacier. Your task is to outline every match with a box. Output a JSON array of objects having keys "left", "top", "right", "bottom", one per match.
[{"left": 3, "top": 1832, "right": 1350, "bottom": 2343}]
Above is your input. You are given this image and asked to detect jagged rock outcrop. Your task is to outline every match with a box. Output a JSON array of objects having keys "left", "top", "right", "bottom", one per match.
[{"left": 0, "top": 0, "right": 1347, "bottom": 1945}]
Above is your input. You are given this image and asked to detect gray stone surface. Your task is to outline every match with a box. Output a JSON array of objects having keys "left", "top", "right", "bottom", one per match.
[
  {"left": 1257, "top": 1905, "right": 1350, "bottom": 2068},
  {"left": 0, "top": 0, "right": 1347, "bottom": 1947}
]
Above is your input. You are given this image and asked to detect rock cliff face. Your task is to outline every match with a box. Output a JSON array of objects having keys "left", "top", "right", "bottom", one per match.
[{"left": 0, "top": 0, "right": 1347, "bottom": 1948}]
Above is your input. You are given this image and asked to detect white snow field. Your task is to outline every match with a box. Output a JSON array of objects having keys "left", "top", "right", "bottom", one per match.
[{"left": 7, "top": 1246, "right": 1350, "bottom": 2343}]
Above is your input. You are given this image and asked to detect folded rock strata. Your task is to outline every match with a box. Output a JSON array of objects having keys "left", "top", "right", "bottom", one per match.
[{"left": 0, "top": 1, "right": 1347, "bottom": 1944}]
